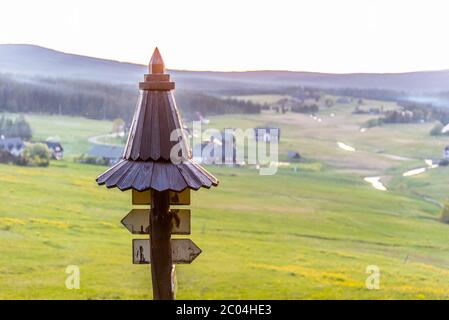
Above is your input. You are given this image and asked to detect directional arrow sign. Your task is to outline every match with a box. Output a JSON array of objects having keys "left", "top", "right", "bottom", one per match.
[
  {"left": 121, "top": 209, "right": 190, "bottom": 235},
  {"left": 132, "top": 239, "right": 202, "bottom": 264},
  {"left": 170, "top": 239, "right": 202, "bottom": 264}
]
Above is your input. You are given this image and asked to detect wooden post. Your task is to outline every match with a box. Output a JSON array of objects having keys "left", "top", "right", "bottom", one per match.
[
  {"left": 171, "top": 265, "right": 177, "bottom": 299},
  {"left": 150, "top": 190, "right": 174, "bottom": 300}
]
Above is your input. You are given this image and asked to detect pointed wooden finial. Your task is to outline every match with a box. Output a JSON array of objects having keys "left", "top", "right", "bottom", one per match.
[
  {"left": 149, "top": 47, "right": 165, "bottom": 74},
  {"left": 140, "top": 47, "right": 174, "bottom": 90}
]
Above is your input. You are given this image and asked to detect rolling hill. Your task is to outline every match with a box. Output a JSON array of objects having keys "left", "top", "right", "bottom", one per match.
[{"left": 1, "top": 44, "right": 449, "bottom": 93}]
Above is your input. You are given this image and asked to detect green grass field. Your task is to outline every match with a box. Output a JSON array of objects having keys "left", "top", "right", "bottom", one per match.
[
  {"left": 26, "top": 115, "right": 112, "bottom": 157},
  {"left": 1, "top": 98, "right": 449, "bottom": 299}
]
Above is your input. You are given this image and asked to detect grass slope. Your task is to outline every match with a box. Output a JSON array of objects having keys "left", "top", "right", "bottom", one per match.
[
  {"left": 1, "top": 97, "right": 449, "bottom": 299},
  {"left": 27, "top": 115, "right": 112, "bottom": 157},
  {"left": 0, "top": 161, "right": 448, "bottom": 299}
]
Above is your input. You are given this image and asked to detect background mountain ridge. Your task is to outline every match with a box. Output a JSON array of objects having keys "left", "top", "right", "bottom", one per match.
[{"left": 1, "top": 44, "right": 449, "bottom": 93}]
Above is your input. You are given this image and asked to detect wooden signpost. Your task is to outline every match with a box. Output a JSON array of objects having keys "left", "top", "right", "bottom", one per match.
[{"left": 96, "top": 48, "right": 218, "bottom": 300}]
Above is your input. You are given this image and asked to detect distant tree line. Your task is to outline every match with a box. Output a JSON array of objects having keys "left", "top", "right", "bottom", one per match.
[
  {"left": 364, "top": 101, "right": 449, "bottom": 128},
  {"left": 0, "top": 75, "right": 137, "bottom": 121},
  {"left": 0, "top": 75, "right": 262, "bottom": 121},
  {"left": 238, "top": 86, "right": 403, "bottom": 104},
  {"left": 267, "top": 98, "right": 320, "bottom": 114},
  {"left": 291, "top": 104, "right": 319, "bottom": 114},
  {"left": 221, "top": 86, "right": 324, "bottom": 102},
  {"left": 398, "top": 101, "right": 449, "bottom": 124},
  {"left": 352, "top": 106, "right": 383, "bottom": 115},
  {"left": 366, "top": 110, "right": 427, "bottom": 128},
  {"left": 324, "top": 88, "right": 406, "bottom": 102},
  {"left": 174, "top": 91, "right": 261, "bottom": 117},
  {"left": 383, "top": 110, "right": 419, "bottom": 123}
]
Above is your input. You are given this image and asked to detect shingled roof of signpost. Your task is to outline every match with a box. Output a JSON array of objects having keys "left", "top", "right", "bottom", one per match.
[{"left": 96, "top": 48, "right": 219, "bottom": 192}]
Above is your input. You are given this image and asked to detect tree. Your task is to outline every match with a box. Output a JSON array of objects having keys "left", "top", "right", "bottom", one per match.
[
  {"left": 22, "top": 143, "right": 50, "bottom": 167},
  {"left": 15, "top": 115, "right": 32, "bottom": 140},
  {"left": 325, "top": 99, "right": 334, "bottom": 108},
  {"left": 112, "top": 118, "right": 125, "bottom": 134},
  {"left": 440, "top": 203, "right": 449, "bottom": 224},
  {"left": 0, "top": 114, "right": 32, "bottom": 140},
  {"left": 430, "top": 122, "right": 443, "bottom": 136}
]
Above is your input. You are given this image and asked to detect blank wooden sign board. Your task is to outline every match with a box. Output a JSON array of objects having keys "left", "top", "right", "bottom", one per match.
[
  {"left": 132, "top": 189, "right": 190, "bottom": 205},
  {"left": 121, "top": 209, "right": 191, "bottom": 235}
]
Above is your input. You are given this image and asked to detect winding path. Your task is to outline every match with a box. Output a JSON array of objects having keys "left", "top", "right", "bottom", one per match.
[{"left": 88, "top": 132, "right": 124, "bottom": 146}]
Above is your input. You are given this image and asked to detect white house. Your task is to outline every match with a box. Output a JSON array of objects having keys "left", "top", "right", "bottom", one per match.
[
  {"left": 254, "top": 127, "right": 280, "bottom": 143},
  {"left": 43, "top": 141, "right": 64, "bottom": 160},
  {"left": 0, "top": 137, "right": 24, "bottom": 157}
]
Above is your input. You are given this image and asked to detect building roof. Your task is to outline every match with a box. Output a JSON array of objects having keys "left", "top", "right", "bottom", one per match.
[
  {"left": 442, "top": 123, "right": 449, "bottom": 134},
  {"left": 43, "top": 141, "right": 64, "bottom": 151},
  {"left": 288, "top": 151, "right": 301, "bottom": 159},
  {"left": 0, "top": 137, "right": 23, "bottom": 148},
  {"left": 89, "top": 145, "right": 124, "bottom": 159},
  {"left": 97, "top": 159, "right": 217, "bottom": 192}
]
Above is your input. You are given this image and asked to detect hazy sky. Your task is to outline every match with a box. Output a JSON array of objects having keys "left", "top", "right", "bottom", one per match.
[{"left": 1, "top": 0, "right": 449, "bottom": 73}]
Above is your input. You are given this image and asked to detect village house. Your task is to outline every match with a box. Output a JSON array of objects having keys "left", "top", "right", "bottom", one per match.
[
  {"left": 254, "top": 127, "right": 280, "bottom": 143},
  {"left": 0, "top": 137, "right": 24, "bottom": 157},
  {"left": 43, "top": 141, "right": 64, "bottom": 160},
  {"left": 193, "top": 133, "right": 237, "bottom": 165},
  {"left": 88, "top": 145, "right": 124, "bottom": 166},
  {"left": 287, "top": 150, "right": 301, "bottom": 160}
]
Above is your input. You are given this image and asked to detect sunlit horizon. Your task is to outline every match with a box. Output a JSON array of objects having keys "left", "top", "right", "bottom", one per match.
[{"left": 2, "top": 0, "right": 449, "bottom": 73}]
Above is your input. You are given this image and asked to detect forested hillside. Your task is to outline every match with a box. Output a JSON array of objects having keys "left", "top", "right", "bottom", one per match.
[{"left": 0, "top": 75, "right": 262, "bottom": 120}]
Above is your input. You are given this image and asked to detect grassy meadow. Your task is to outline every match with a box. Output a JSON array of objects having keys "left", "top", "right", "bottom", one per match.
[
  {"left": 27, "top": 115, "right": 112, "bottom": 156},
  {"left": 1, "top": 95, "right": 449, "bottom": 299}
]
